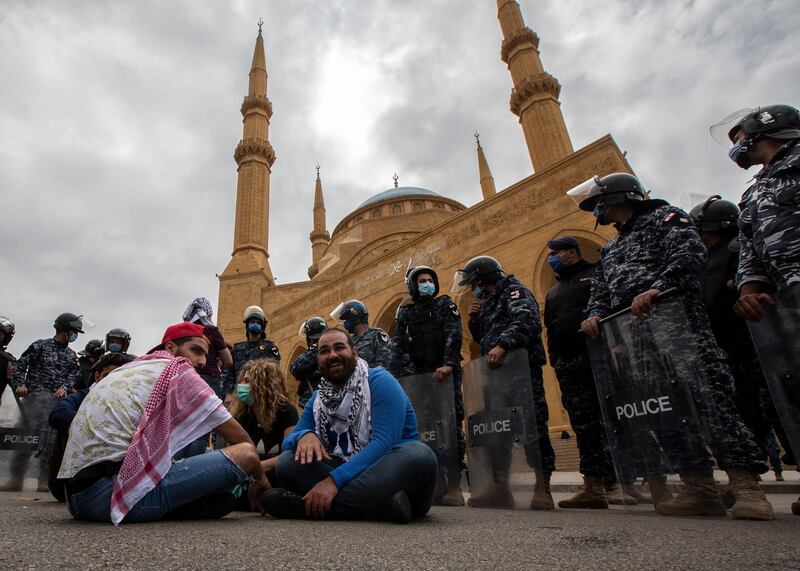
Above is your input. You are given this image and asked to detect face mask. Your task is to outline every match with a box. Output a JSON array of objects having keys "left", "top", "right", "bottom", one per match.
[
  {"left": 417, "top": 282, "right": 436, "bottom": 297},
  {"left": 247, "top": 322, "right": 263, "bottom": 334},
  {"left": 108, "top": 343, "right": 123, "bottom": 353},
  {"left": 67, "top": 333, "right": 78, "bottom": 343},
  {"left": 548, "top": 254, "right": 567, "bottom": 274},
  {"left": 728, "top": 140, "right": 753, "bottom": 169},
  {"left": 343, "top": 319, "right": 356, "bottom": 334},
  {"left": 592, "top": 203, "right": 609, "bottom": 226},
  {"left": 236, "top": 383, "right": 252, "bottom": 405},
  {"left": 473, "top": 287, "right": 487, "bottom": 300}
]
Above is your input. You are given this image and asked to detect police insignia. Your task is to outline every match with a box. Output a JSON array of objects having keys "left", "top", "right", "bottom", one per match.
[
  {"left": 510, "top": 290, "right": 521, "bottom": 300},
  {"left": 450, "top": 303, "right": 460, "bottom": 317},
  {"left": 259, "top": 345, "right": 265, "bottom": 351},
  {"left": 380, "top": 332, "right": 390, "bottom": 343},
  {"left": 664, "top": 212, "right": 690, "bottom": 227}
]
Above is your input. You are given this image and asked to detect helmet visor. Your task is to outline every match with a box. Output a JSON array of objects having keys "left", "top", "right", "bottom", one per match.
[
  {"left": 710, "top": 107, "right": 756, "bottom": 146},
  {"left": 330, "top": 302, "right": 348, "bottom": 320},
  {"left": 298, "top": 321, "right": 307, "bottom": 336},
  {"left": 450, "top": 270, "right": 474, "bottom": 295},
  {"left": 566, "top": 177, "right": 603, "bottom": 209}
]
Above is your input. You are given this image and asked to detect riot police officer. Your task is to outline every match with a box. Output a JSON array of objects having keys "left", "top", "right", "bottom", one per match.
[
  {"left": 574, "top": 172, "right": 773, "bottom": 520},
  {"left": 76, "top": 339, "right": 105, "bottom": 391},
  {"left": 225, "top": 305, "right": 281, "bottom": 394},
  {"left": 394, "top": 266, "right": 465, "bottom": 506},
  {"left": 459, "top": 255, "right": 556, "bottom": 510},
  {"left": 0, "top": 316, "right": 16, "bottom": 402},
  {"left": 330, "top": 300, "right": 394, "bottom": 372},
  {"left": 291, "top": 316, "right": 327, "bottom": 408},
  {"left": 106, "top": 328, "right": 135, "bottom": 357}
]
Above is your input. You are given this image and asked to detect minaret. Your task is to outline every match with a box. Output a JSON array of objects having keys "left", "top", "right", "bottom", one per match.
[
  {"left": 497, "top": 0, "right": 573, "bottom": 172},
  {"left": 308, "top": 164, "right": 330, "bottom": 279},
  {"left": 475, "top": 131, "right": 497, "bottom": 199},
  {"left": 218, "top": 21, "right": 275, "bottom": 340}
]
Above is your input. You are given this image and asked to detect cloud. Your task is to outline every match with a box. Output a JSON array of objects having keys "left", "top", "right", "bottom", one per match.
[{"left": 1, "top": 0, "right": 797, "bottom": 355}]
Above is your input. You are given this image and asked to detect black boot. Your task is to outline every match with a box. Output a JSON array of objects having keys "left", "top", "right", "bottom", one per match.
[
  {"left": 261, "top": 488, "right": 308, "bottom": 519},
  {"left": 381, "top": 490, "right": 412, "bottom": 524}
]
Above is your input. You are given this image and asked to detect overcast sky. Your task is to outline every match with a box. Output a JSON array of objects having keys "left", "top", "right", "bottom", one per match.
[{"left": 1, "top": 0, "right": 797, "bottom": 355}]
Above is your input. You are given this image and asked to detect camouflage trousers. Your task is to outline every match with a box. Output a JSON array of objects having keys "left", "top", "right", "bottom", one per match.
[{"left": 555, "top": 353, "right": 615, "bottom": 482}]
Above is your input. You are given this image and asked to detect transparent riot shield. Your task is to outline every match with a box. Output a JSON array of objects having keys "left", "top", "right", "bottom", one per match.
[
  {"left": 587, "top": 297, "right": 713, "bottom": 498},
  {"left": 0, "top": 388, "right": 58, "bottom": 492},
  {"left": 463, "top": 349, "right": 541, "bottom": 509},
  {"left": 397, "top": 373, "right": 460, "bottom": 496},
  {"left": 747, "top": 286, "right": 800, "bottom": 462}
]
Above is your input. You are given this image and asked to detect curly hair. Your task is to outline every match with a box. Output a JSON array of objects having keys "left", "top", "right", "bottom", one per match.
[{"left": 228, "top": 359, "right": 290, "bottom": 430}]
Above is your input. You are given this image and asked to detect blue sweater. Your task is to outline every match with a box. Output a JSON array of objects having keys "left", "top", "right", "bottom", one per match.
[{"left": 283, "top": 367, "right": 419, "bottom": 489}]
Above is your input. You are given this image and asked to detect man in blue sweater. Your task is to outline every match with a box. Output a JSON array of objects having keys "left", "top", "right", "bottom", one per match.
[{"left": 262, "top": 328, "right": 438, "bottom": 524}]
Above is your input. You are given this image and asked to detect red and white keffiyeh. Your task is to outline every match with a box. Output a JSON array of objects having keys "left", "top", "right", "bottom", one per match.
[{"left": 109, "top": 351, "right": 229, "bottom": 525}]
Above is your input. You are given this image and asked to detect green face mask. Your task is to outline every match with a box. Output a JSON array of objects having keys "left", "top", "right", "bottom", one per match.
[{"left": 236, "top": 383, "right": 252, "bottom": 405}]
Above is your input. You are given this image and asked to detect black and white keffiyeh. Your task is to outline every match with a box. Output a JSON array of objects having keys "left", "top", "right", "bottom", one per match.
[
  {"left": 313, "top": 357, "right": 372, "bottom": 460},
  {"left": 182, "top": 297, "right": 214, "bottom": 326}
]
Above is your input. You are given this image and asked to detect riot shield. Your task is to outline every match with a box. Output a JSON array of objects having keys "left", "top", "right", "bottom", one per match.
[
  {"left": 747, "top": 286, "right": 800, "bottom": 463},
  {"left": 397, "top": 373, "right": 460, "bottom": 495},
  {"left": 462, "top": 349, "right": 541, "bottom": 509},
  {"left": 0, "top": 388, "right": 58, "bottom": 492},
  {"left": 587, "top": 298, "right": 713, "bottom": 498}
]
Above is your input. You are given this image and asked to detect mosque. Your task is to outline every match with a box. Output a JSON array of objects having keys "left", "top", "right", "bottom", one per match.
[{"left": 217, "top": 1, "right": 634, "bottom": 468}]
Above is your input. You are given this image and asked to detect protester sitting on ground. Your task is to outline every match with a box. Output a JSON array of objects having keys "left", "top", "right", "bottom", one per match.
[
  {"left": 48, "top": 352, "right": 136, "bottom": 502},
  {"left": 261, "top": 327, "right": 437, "bottom": 524},
  {"left": 58, "top": 322, "right": 268, "bottom": 524},
  {"left": 227, "top": 359, "right": 298, "bottom": 507}
]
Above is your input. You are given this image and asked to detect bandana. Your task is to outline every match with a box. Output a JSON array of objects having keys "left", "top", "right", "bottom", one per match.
[
  {"left": 312, "top": 358, "right": 372, "bottom": 461},
  {"left": 182, "top": 297, "right": 214, "bottom": 326},
  {"left": 109, "top": 350, "right": 229, "bottom": 525}
]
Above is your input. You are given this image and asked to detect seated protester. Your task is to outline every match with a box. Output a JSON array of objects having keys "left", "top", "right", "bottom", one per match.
[
  {"left": 261, "top": 328, "right": 438, "bottom": 524},
  {"left": 58, "top": 322, "right": 268, "bottom": 525},
  {"left": 228, "top": 359, "right": 298, "bottom": 504},
  {"left": 48, "top": 352, "right": 136, "bottom": 502}
]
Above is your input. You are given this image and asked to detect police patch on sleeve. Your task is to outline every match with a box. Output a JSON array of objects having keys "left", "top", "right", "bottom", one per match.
[
  {"left": 380, "top": 331, "right": 390, "bottom": 343},
  {"left": 663, "top": 212, "right": 691, "bottom": 227},
  {"left": 271, "top": 346, "right": 280, "bottom": 356},
  {"left": 449, "top": 303, "right": 460, "bottom": 317},
  {"left": 509, "top": 289, "right": 524, "bottom": 300}
]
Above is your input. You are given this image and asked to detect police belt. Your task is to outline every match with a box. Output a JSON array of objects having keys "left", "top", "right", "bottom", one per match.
[{"left": 66, "top": 461, "right": 123, "bottom": 494}]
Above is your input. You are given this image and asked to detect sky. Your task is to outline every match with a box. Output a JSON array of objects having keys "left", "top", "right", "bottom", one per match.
[{"left": 1, "top": 0, "right": 798, "bottom": 356}]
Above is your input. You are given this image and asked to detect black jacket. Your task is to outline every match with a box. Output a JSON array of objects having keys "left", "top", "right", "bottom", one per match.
[{"left": 544, "top": 259, "right": 595, "bottom": 365}]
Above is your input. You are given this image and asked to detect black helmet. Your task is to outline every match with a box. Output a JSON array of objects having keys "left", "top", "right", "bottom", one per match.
[
  {"left": 689, "top": 195, "right": 740, "bottom": 232},
  {"left": 456, "top": 256, "right": 503, "bottom": 287},
  {"left": 54, "top": 313, "right": 84, "bottom": 333},
  {"left": 331, "top": 300, "right": 369, "bottom": 333},
  {"left": 567, "top": 173, "right": 646, "bottom": 212},
  {"left": 106, "top": 328, "right": 131, "bottom": 353},
  {"left": 79, "top": 339, "right": 105, "bottom": 357},
  {"left": 0, "top": 316, "right": 15, "bottom": 348},
  {"left": 300, "top": 317, "right": 327, "bottom": 339},
  {"left": 713, "top": 105, "right": 800, "bottom": 143},
  {"left": 406, "top": 266, "right": 440, "bottom": 299}
]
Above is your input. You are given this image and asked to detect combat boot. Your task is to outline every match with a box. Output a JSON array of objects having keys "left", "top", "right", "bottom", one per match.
[
  {"left": 791, "top": 497, "right": 800, "bottom": 515},
  {"left": 467, "top": 481, "right": 515, "bottom": 509},
  {"left": 439, "top": 474, "right": 465, "bottom": 507},
  {"left": 604, "top": 483, "right": 637, "bottom": 505},
  {"left": 655, "top": 471, "right": 726, "bottom": 517},
  {"left": 530, "top": 471, "right": 555, "bottom": 511},
  {"left": 726, "top": 468, "right": 775, "bottom": 521},
  {"left": 623, "top": 481, "right": 652, "bottom": 504},
  {"left": 557, "top": 476, "right": 607, "bottom": 509},
  {"left": 644, "top": 474, "right": 674, "bottom": 507}
]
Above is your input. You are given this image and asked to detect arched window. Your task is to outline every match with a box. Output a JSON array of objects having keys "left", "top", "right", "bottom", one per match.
[
  {"left": 371, "top": 209, "right": 382, "bottom": 218},
  {"left": 392, "top": 204, "right": 402, "bottom": 215},
  {"left": 412, "top": 202, "right": 423, "bottom": 212}
]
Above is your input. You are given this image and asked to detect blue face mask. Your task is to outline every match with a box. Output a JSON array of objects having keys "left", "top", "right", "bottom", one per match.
[
  {"left": 343, "top": 319, "right": 356, "bottom": 334},
  {"left": 548, "top": 254, "right": 567, "bottom": 274},
  {"left": 247, "top": 322, "right": 263, "bottom": 334},
  {"left": 592, "top": 203, "right": 609, "bottom": 226},
  {"left": 108, "top": 342, "right": 123, "bottom": 353},
  {"left": 67, "top": 333, "right": 78, "bottom": 343},
  {"left": 236, "top": 383, "right": 252, "bottom": 405},
  {"left": 473, "top": 287, "right": 487, "bottom": 300},
  {"left": 417, "top": 282, "right": 436, "bottom": 297},
  {"left": 728, "top": 140, "right": 753, "bottom": 169}
]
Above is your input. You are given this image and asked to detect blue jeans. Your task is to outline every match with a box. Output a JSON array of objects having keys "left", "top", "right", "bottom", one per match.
[
  {"left": 66, "top": 450, "right": 247, "bottom": 523},
  {"left": 275, "top": 440, "right": 438, "bottom": 520}
]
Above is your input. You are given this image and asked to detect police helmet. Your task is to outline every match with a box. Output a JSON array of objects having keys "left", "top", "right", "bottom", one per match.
[
  {"left": 331, "top": 300, "right": 369, "bottom": 331},
  {"left": 54, "top": 313, "right": 84, "bottom": 333},
  {"left": 455, "top": 256, "right": 504, "bottom": 287},
  {"left": 300, "top": 316, "right": 327, "bottom": 339},
  {"left": 567, "top": 173, "right": 646, "bottom": 212},
  {"left": 689, "top": 195, "right": 740, "bottom": 233},
  {"left": 0, "top": 316, "right": 15, "bottom": 347},
  {"left": 243, "top": 305, "right": 267, "bottom": 325},
  {"left": 712, "top": 105, "right": 800, "bottom": 145},
  {"left": 106, "top": 328, "right": 131, "bottom": 353},
  {"left": 406, "top": 266, "right": 440, "bottom": 298},
  {"left": 79, "top": 339, "right": 105, "bottom": 357}
]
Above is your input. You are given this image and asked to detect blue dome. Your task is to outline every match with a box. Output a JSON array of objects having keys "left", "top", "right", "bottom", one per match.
[{"left": 359, "top": 186, "right": 442, "bottom": 208}]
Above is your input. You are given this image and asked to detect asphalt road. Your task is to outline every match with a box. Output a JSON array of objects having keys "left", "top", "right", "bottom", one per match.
[{"left": 1, "top": 492, "right": 798, "bottom": 570}]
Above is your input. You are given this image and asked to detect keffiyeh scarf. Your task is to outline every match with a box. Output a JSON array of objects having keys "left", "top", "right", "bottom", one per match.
[
  {"left": 313, "top": 357, "right": 372, "bottom": 460},
  {"left": 109, "top": 351, "right": 228, "bottom": 525},
  {"left": 182, "top": 297, "right": 214, "bottom": 326}
]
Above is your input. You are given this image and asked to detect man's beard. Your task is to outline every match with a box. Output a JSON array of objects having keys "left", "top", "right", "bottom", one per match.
[{"left": 322, "top": 354, "right": 357, "bottom": 385}]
